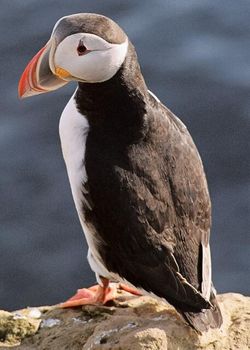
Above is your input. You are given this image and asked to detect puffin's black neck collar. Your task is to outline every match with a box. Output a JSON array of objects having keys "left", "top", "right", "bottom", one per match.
[{"left": 74, "top": 42, "right": 149, "bottom": 143}]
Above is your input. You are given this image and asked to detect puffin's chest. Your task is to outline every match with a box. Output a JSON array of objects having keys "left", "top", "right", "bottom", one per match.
[
  {"left": 59, "top": 95, "right": 114, "bottom": 279},
  {"left": 59, "top": 95, "right": 90, "bottom": 215}
]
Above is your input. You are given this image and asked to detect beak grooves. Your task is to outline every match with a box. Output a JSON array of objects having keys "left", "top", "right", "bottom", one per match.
[
  {"left": 18, "top": 46, "right": 48, "bottom": 98},
  {"left": 18, "top": 38, "right": 68, "bottom": 99}
]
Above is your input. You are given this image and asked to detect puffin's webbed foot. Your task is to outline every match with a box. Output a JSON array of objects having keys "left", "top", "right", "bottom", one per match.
[{"left": 60, "top": 278, "right": 141, "bottom": 308}]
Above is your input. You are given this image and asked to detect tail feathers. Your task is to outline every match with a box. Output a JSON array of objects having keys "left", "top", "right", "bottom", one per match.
[{"left": 181, "top": 288, "right": 223, "bottom": 333}]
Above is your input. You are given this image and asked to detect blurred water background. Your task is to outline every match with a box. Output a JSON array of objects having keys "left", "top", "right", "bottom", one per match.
[{"left": 0, "top": 0, "right": 249, "bottom": 310}]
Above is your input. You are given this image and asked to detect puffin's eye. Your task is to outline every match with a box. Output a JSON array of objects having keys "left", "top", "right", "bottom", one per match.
[{"left": 77, "top": 41, "right": 87, "bottom": 56}]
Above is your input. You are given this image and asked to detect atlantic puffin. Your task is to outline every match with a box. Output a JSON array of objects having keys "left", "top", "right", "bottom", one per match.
[{"left": 18, "top": 13, "right": 222, "bottom": 332}]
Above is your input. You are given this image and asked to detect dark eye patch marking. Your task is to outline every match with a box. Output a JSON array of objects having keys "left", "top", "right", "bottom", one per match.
[{"left": 77, "top": 40, "right": 88, "bottom": 56}]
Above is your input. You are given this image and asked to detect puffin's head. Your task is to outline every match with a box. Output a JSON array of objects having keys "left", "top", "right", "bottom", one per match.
[{"left": 18, "top": 13, "right": 128, "bottom": 98}]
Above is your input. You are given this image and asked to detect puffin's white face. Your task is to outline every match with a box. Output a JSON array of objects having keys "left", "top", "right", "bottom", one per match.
[{"left": 53, "top": 33, "right": 128, "bottom": 83}]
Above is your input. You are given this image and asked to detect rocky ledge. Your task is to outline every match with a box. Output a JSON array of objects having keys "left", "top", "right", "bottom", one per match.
[{"left": 0, "top": 292, "right": 249, "bottom": 349}]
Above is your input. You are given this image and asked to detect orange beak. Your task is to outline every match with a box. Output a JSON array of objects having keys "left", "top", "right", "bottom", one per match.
[
  {"left": 18, "top": 39, "right": 68, "bottom": 99},
  {"left": 18, "top": 45, "right": 48, "bottom": 98}
]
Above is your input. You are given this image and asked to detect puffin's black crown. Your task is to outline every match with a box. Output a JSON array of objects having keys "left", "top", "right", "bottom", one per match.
[{"left": 53, "top": 13, "right": 127, "bottom": 45}]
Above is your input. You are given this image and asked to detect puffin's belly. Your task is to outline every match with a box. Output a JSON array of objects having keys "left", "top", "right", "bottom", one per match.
[{"left": 59, "top": 93, "right": 112, "bottom": 282}]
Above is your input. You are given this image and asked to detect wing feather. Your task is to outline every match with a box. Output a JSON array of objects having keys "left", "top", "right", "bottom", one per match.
[
  {"left": 87, "top": 100, "right": 212, "bottom": 311},
  {"left": 114, "top": 105, "right": 211, "bottom": 310}
]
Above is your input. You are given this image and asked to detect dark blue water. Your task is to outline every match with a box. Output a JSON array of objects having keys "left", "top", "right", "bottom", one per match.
[{"left": 1, "top": 0, "right": 249, "bottom": 310}]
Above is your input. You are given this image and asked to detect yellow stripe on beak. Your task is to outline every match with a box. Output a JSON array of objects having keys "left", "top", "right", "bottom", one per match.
[{"left": 55, "top": 66, "right": 71, "bottom": 79}]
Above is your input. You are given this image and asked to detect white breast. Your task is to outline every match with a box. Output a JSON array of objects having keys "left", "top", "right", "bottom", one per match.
[
  {"left": 59, "top": 92, "right": 89, "bottom": 209},
  {"left": 59, "top": 92, "right": 112, "bottom": 284}
]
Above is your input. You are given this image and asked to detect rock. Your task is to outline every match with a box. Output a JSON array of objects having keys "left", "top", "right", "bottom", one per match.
[
  {"left": 0, "top": 309, "right": 41, "bottom": 347},
  {"left": 0, "top": 293, "right": 249, "bottom": 349}
]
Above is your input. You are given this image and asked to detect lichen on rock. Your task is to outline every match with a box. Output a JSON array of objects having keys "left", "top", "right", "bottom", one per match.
[{"left": 0, "top": 309, "right": 41, "bottom": 347}]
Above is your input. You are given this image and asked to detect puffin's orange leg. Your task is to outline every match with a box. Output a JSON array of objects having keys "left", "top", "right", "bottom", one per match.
[
  {"left": 60, "top": 278, "right": 141, "bottom": 308},
  {"left": 119, "top": 283, "right": 142, "bottom": 296}
]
